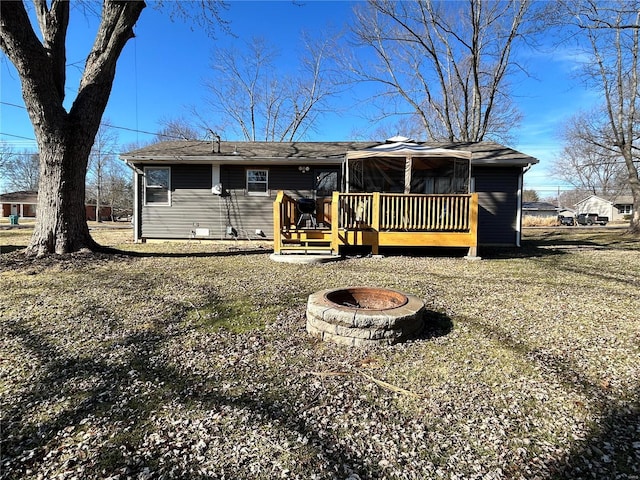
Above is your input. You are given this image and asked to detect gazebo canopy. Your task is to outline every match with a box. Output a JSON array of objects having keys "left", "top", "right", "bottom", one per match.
[
  {"left": 343, "top": 138, "right": 472, "bottom": 194},
  {"left": 345, "top": 138, "right": 472, "bottom": 161}
]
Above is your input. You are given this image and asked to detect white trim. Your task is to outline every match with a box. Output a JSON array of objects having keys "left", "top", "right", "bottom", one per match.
[
  {"left": 143, "top": 166, "right": 171, "bottom": 206},
  {"left": 212, "top": 164, "right": 221, "bottom": 186},
  {"left": 133, "top": 169, "right": 140, "bottom": 243},
  {"left": 516, "top": 170, "right": 523, "bottom": 247},
  {"left": 246, "top": 168, "right": 269, "bottom": 196}
]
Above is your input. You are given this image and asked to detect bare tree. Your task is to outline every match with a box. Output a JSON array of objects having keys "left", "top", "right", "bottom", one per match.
[
  {"left": 347, "top": 0, "right": 539, "bottom": 142},
  {"left": 558, "top": 188, "right": 594, "bottom": 210},
  {"left": 202, "top": 35, "right": 340, "bottom": 142},
  {"left": 101, "top": 158, "right": 132, "bottom": 219},
  {"left": 87, "top": 122, "right": 119, "bottom": 222},
  {"left": 552, "top": 110, "right": 629, "bottom": 197},
  {"left": 0, "top": 1, "right": 225, "bottom": 255},
  {"left": 2, "top": 150, "right": 40, "bottom": 192},
  {"left": 554, "top": 0, "right": 640, "bottom": 233},
  {"left": 522, "top": 189, "right": 540, "bottom": 202},
  {"left": 0, "top": 1, "right": 144, "bottom": 255},
  {"left": 156, "top": 116, "right": 204, "bottom": 142},
  {"left": 0, "top": 143, "right": 18, "bottom": 189}
]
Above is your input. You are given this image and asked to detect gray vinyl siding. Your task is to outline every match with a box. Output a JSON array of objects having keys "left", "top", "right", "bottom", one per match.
[
  {"left": 141, "top": 164, "right": 217, "bottom": 239},
  {"left": 137, "top": 162, "right": 522, "bottom": 245},
  {"left": 139, "top": 163, "right": 319, "bottom": 240},
  {"left": 473, "top": 166, "right": 521, "bottom": 246},
  {"left": 221, "top": 165, "right": 315, "bottom": 239}
]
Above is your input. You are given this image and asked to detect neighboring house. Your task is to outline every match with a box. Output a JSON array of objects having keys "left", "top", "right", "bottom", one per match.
[
  {"left": 0, "top": 191, "right": 112, "bottom": 221},
  {"left": 121, "top": 138, "right": 539, "bottom": 255},
  {"left": 522, "top": 201, "right": 558, "bottom": 218},
  {"left": 575, "top": 194, "right": 634, "bottom": 222},
  {"left": 85, "top": 205, "right": 113, "bottom": 222},
  {"left": 0, "top": 190, "right": 38, "bottom": 217}
]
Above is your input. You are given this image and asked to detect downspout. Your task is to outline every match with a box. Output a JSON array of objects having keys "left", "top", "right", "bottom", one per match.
[
  {"left": 122, "top": 159, "right": 141, "bottom": 243},
  {"left": 133, "top": 168, "right": 141, "bottom": 243}
]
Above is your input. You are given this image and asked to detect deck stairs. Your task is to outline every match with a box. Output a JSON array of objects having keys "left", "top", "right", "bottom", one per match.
[{"left": 277, "top": 228, "right": 334, "bottom": 256}]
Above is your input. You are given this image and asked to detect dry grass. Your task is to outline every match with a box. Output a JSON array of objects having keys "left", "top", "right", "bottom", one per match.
[
  {"left": 1, "top": 224, "right": 639, "bottom": 479},
  {"left": 522, "top": 215, "right": 560, "bottom": 227}
]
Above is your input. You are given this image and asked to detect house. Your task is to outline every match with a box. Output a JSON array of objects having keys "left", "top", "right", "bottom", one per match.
[
  {"left": 522, "top": 201, "right": 558, "bottom": 218},
  {"left": 0, "top": 190, "right": 112, "bottom": 221},
  {"left": 575, "top": 194, "right": 634, "bottom": 222},
  {"left": 0, "top": 190, "right": 38, "bottom": 218},
  {"left": 121, "top": 138, "right": 539, "bottom": 256}
]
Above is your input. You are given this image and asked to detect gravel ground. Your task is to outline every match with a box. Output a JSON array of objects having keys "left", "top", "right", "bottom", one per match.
[{"left": 1, "top": 230, "right": 639, "bottom": 479}]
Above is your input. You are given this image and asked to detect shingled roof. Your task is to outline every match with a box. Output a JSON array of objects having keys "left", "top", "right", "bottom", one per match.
[
  {"left": 121, "top": 140, "right": 538, "bottom": 167},
  {"left": 0, "top": 190, "right": 38, "bottom": 202}
]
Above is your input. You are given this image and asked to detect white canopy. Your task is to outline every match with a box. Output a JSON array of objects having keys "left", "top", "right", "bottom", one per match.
[
  {"left": 345, "top": 141, "right": 472, "bottom": 161},
  {"left": 344, "top": 141, "right": 472, "bottom": 194}
]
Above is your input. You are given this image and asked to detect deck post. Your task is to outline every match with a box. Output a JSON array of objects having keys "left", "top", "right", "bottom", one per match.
[
  {"left": 371, "top": 192, "right": 381, "bottom": 255},
  {"left": 330, "top": 191, "right": 340, "bottom": 254},
  {"left": 465, "top": 193, "right": 480, "bottom": 259},
  {"left": 273, "top": 191, "right": 284, "bottom": 254}
]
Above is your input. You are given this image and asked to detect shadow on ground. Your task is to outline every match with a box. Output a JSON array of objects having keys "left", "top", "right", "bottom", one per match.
[
  {"left": 1, "top": 311, "right": 385, "bottom": 479},
  {"left": 464, "top": 315, "right": 640, "bottom": 479}
]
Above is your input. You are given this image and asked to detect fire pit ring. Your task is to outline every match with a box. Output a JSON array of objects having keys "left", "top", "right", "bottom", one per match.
[{"left": 306, "top": 287, "right": 425, "bottom": 347}]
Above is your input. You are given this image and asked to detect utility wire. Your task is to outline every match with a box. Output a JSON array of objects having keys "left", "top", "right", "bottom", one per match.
[{"left": 0, "top": 101, "right": 192, "bottom": 142}]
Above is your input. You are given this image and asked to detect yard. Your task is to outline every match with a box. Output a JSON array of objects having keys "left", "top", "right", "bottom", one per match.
[{"left": 1, "top": 225, "right": 639, "bottom": 479}]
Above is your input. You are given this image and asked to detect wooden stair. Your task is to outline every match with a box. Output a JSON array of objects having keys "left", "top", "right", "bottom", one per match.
[
  {"left": 277, "top": 228, "right": 334, "bottom": 255},
  {"left": 279, "top": 237, "right": 333, "bottom": 255}
]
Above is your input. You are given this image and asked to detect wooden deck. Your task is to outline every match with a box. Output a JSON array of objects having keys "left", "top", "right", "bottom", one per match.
[{"left": 274, "top": 191, "right": 479, "bottom": 256}]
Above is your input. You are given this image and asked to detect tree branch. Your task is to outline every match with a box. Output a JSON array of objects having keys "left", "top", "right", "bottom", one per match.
[{"left": 72, "top": 1, "right": 145, "bottom": 139}]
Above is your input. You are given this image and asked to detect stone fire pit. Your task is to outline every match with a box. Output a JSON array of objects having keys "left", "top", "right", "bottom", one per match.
[{"left": 306, "top": 287, "right": 425, "bottom": 347}]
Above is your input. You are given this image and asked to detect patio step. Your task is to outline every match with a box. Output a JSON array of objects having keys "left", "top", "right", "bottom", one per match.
[
  {"left": 282, "top": 238, "right": 331, "bottom": 245},
  {"left": 278, "top": 246, "right": 334, "bottom": 255},
  {"left": 278, "top": 239, "right": 334, "bottom": 255}
]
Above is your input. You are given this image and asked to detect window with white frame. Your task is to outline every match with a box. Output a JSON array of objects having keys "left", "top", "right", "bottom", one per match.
[
  {"left": 144, "top": 167, "right": 171, "bottom": 205},
  {"left": 246, "top": 169, "right": 268, "bottom": 195},
  {"left": 618, "top": 204, "right": 632, "bottom": 215}
]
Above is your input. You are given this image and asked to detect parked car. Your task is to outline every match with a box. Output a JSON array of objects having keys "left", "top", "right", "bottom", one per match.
[
  {"left": 576, "top": 213, "right": 608, "bottom": 226},
  {"left": 557, "top": 215, "right": 575, "bottom": 226}
]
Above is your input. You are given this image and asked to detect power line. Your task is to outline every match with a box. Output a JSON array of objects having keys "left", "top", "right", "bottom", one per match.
[
  {"left": 0, "top": 132, "right": 37, "bottom": 142},
  {"left": 0, "top": 101, "right": 191, "bottom": 141}
]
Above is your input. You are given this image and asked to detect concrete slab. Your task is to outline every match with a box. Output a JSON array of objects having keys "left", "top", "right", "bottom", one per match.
[{"left": 269, "top": 253, "right": 343, "bottom": 264}]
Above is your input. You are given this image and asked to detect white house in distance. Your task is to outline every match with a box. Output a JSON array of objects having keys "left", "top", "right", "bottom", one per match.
[{"left": 575, "top": 194, "right": 634, "bottom": 222}]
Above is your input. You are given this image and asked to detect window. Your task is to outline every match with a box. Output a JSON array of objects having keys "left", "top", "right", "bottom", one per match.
[
  {"left": 247, "top": 169, "right": 268, "bottom": 195},
  {"left": 314, "top": 169, "right": 338, "bottom": 196},
  {"left": 144, "top": 167, "right": 170, "bottom": 205},
  {"left": 618, "top": 205, "right": 632, "bottom": 214}
]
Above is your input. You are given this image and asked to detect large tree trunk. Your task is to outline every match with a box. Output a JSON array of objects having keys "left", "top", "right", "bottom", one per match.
[
  {"left": 29, "top": 130, "right": 98, "bottom": 256},
  {"left": 0, "top": 1, "right": 145, "bottom": 256}
]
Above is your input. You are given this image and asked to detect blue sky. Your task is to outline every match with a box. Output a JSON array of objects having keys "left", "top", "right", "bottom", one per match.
[{"left": 0, "top": 1, "right": 599, "bottom": 197}]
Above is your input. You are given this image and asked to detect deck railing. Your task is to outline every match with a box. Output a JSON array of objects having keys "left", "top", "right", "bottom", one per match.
[
  {"left": 335, "top": 193, "right": 473, "bottom": 231},
  {"left": 274, "top": 192, "right": 476, "bottom": 232},
  {"left": 273, "top": 191, "right": 297, "bottom": 249},
  {"left": 274, "top": 191, "right": 479, "bottom": 254}
]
